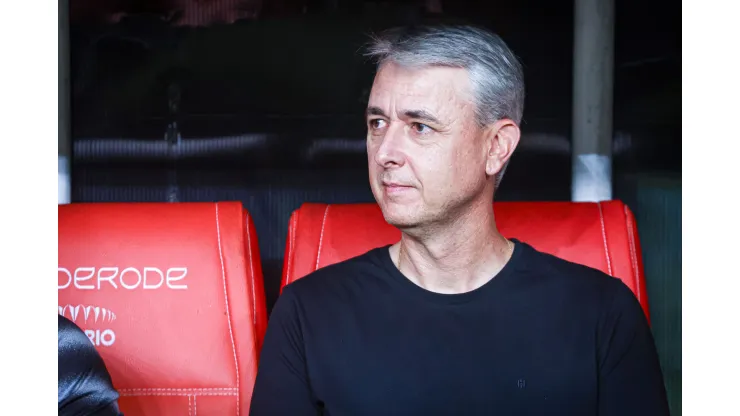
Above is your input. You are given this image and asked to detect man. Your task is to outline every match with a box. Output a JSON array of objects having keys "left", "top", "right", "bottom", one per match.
[
  {"left": 250, "top": 25, "right": 669, "bottom": 415},
  {"left": 59, "top": 315, "right": 123, "bottom": 416}
]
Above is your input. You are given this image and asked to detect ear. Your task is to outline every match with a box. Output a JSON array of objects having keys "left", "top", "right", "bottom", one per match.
[{"left": 484, "top": 119, "right": 521, "bottom": 177}]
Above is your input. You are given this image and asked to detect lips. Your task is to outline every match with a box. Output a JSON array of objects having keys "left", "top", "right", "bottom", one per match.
[
  {"left": 381, "top": 181, "right": 415, "bottom": 197},
  {"left": 381, "top": 178, "right": 413, "bottom": 187},
  {"left": 383, "top": 182, "right": 411, "bottom": 188}
]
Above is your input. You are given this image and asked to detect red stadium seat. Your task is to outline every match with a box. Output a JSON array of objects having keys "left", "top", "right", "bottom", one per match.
[
  {"left": 281, "top": 200, "right": 650, "bottom": 320},
  {"left": 58, "top": 202, "right": 267, "bottom": 415}
]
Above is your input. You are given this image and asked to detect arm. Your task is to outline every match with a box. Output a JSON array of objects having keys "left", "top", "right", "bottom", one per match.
[
  {"left": 250, "top": 285, "right": 320, "bottom": 416},
  {"left": 597, "top": 280, "right": 670, "bottom": 416},
  {"left": 58, "top": 315, "right": 123, "bottom": 416}
]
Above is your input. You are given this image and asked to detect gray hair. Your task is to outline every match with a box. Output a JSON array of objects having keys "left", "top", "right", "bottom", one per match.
[{"left": 365, "top": 25, "right": 525, "bottom": 189}]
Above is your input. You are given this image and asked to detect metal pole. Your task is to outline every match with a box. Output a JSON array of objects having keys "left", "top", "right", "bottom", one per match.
[
  {"left": 59, "top": 0, "right": 71, "bottom": 204},
  {"left": 571, "top": 0, "right": 615, "bottom": 202}
]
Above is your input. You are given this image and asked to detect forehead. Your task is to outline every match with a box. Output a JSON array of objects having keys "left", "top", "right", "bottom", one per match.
[{"left": 368, "top": 62, "right": 474, "bottom": 115}]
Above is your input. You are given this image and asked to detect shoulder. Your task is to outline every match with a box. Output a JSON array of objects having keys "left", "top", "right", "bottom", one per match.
[
  {"left": 515, "top": 242, "right": 640, "bottom": 312},
  {"left": 58, "top": 313, "right": 89, "bottom": 345},
  {"left": 283, "top": 246, "right": 391, "bottom": 300},
  {"left": 271, "top": 247, "right": 394, "bottom": 329},
  {"left": 58, "top": 315, "right": 102, "bottom": 368},
  {"left": 58, "top": 315, "right": 122, "bottom": 415}
]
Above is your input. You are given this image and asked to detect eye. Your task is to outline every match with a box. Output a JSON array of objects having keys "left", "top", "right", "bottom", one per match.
[
  {"left": 411, "top": 122, "right": 433, "bottom": 135},
  {"left": 368, "top": 119, "right": 387, "bottom": 130}
]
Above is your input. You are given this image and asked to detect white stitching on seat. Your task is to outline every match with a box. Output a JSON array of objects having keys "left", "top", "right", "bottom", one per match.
[
  {"left": 194, "top": 395, "right": 197, "bottom": 416},
  {"left": 118, "top": 388, "right": 238, "bottom": 392},
  {"left": 245, "top": 211, "right": 256, "bottom": 326},
  {"left": 285, "top": 213, "right": 297, "bottom": 287},
  {"left": 624, "top": 204, "right": 641, "bottom": 301},
  {"left": 119, "top": 392, "right": 237, "bottom": 397},
  {"left": 597, "top": 202, "right": 613, "bottom": 275},
  {"left": 189, "top": 395, "right": 192, "bottom": 416},
  {"left": 215, "top": 203, "right": 240, "bottom": 416},
  {"left": 315, "top": 205, "right": 330, "bottom": 271}
]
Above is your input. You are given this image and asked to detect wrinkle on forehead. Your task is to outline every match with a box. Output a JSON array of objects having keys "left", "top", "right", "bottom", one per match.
[{"left": 369, "top": 63, "right": 476, "bottom": 125}]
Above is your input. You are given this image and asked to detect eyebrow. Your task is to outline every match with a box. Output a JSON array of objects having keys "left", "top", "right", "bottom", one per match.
[
  {"left": 365, "top": 106, "right": 388, "bottom": 119},
  {"left": 403, "top": 109, "right": 443, "bottom": 126},
  {"left": 365, "top": 106, "right": 443, "bottom": 125}
]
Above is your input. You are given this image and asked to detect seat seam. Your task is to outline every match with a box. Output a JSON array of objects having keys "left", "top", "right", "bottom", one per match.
[
  {"left": 597, "top": 202, "right": 613, "bottom": 275},
  {"left": 119, "top": 388, "right": 237, "bottom": 392},
  {"left": 245, "top": 211, "right": 256, "bottom": 326},
  {"left": 215, "top": 203, "right": 240, "bottom": 416},
  {"left": 119, "top": 392, "right": 237, "bottom": 397},
  {"left": 624, "top": 204, "right": 641, "bottom": 302},
  {"left": 285, "top": 212, "right": 297, "bottom": 287},
  {"left": 315, "top": 205, "right": 331, "bottom": 271}
]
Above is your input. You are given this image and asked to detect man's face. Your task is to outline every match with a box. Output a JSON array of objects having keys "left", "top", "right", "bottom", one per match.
[{"left": 366, "top": 62, "right": 491, "bottom": 230}]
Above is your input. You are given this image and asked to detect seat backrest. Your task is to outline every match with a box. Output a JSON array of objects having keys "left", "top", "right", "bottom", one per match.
[
  {"left": 58, "top": 201, "right": 267, "bottom": 416},
  {"left": 281, "top": 200, "right": 649, "bottom": 319}
]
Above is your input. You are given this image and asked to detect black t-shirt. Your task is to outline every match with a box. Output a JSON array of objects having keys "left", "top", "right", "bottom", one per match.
[
  {"left": 250, "top": 240, "right": 669, "bottom": 416},
  {"left": 58, "top": 315, "right": 123, "bottom": 416}
]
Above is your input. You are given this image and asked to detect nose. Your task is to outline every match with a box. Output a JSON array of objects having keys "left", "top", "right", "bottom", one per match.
[{"left": 373, "top": 123, "right": 406, "bottom": 168}]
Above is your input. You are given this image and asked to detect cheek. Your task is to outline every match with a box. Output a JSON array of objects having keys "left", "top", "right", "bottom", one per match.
[
  {"left": 366, "top": 140, "right": 377, "bottom": 164},
  {"left": 443, "top": 141, "right": 485, "bottom": 190},
  {"left": 367, "top": 148, "right": 382, "bottom": 184},
  {"left": 414, "top": 151, "right": 457, "bottom": 193}
]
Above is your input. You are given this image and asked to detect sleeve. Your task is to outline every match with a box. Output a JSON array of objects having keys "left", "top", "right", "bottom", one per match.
[
  {"left": 58, "top": 315, "right": 124, "bottom": 416},
  {"left": 249, "top": 285, "right": 320, "bottom": 416},
  {"left": 596, "top": 280, "right": 671, "bottom": 416}
]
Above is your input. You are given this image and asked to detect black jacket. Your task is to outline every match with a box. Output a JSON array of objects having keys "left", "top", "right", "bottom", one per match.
[{"left": 58, "top": 315, "right": 123, "bottom": 416}]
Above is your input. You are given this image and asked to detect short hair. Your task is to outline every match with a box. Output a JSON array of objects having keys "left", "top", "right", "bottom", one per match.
[{"left": 365, "top": 25, "right": 525, "bottom": 188}]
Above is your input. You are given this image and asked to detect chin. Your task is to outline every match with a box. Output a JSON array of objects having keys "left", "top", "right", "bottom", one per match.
[
  {"left": 373, "top": 186, "right": 426, "bottom": 229},
  {"left": 384, "top": 214, "right": 419, "bottom": 229},
  {"left": 379, "top": 204, "right": 425, "bottom": 230}
]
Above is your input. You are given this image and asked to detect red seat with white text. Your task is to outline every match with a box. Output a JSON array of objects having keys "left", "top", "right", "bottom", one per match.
[
  {"left": 58, "top": 202, "right": 267, "bottom": 416},
  {"left": 281, "top": 200, "right": 650, "bottom": 320}
]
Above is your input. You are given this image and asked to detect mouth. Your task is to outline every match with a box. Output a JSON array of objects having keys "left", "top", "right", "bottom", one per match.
[{"left": 382, "top": 181, "right": 415, "bottom": 194}]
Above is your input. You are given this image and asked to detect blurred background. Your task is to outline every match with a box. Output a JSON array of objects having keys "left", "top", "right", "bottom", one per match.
[{"left": 59, "top": 0, "right": 681, "bottom": 412}]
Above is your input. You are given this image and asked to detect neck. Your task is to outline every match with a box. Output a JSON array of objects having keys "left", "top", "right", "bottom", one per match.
[{"left": 390, "top": 199, "right": 512, "bottom": 294}]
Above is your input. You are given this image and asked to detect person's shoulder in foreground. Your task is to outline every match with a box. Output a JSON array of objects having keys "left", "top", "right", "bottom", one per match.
[{"left": 58, "top": 315, "right": 123, "bottom": 416}]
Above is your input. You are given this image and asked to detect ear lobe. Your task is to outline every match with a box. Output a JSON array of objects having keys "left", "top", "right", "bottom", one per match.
[{"left": 485, "top": 119, "right": 520, "bottom": 177}]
